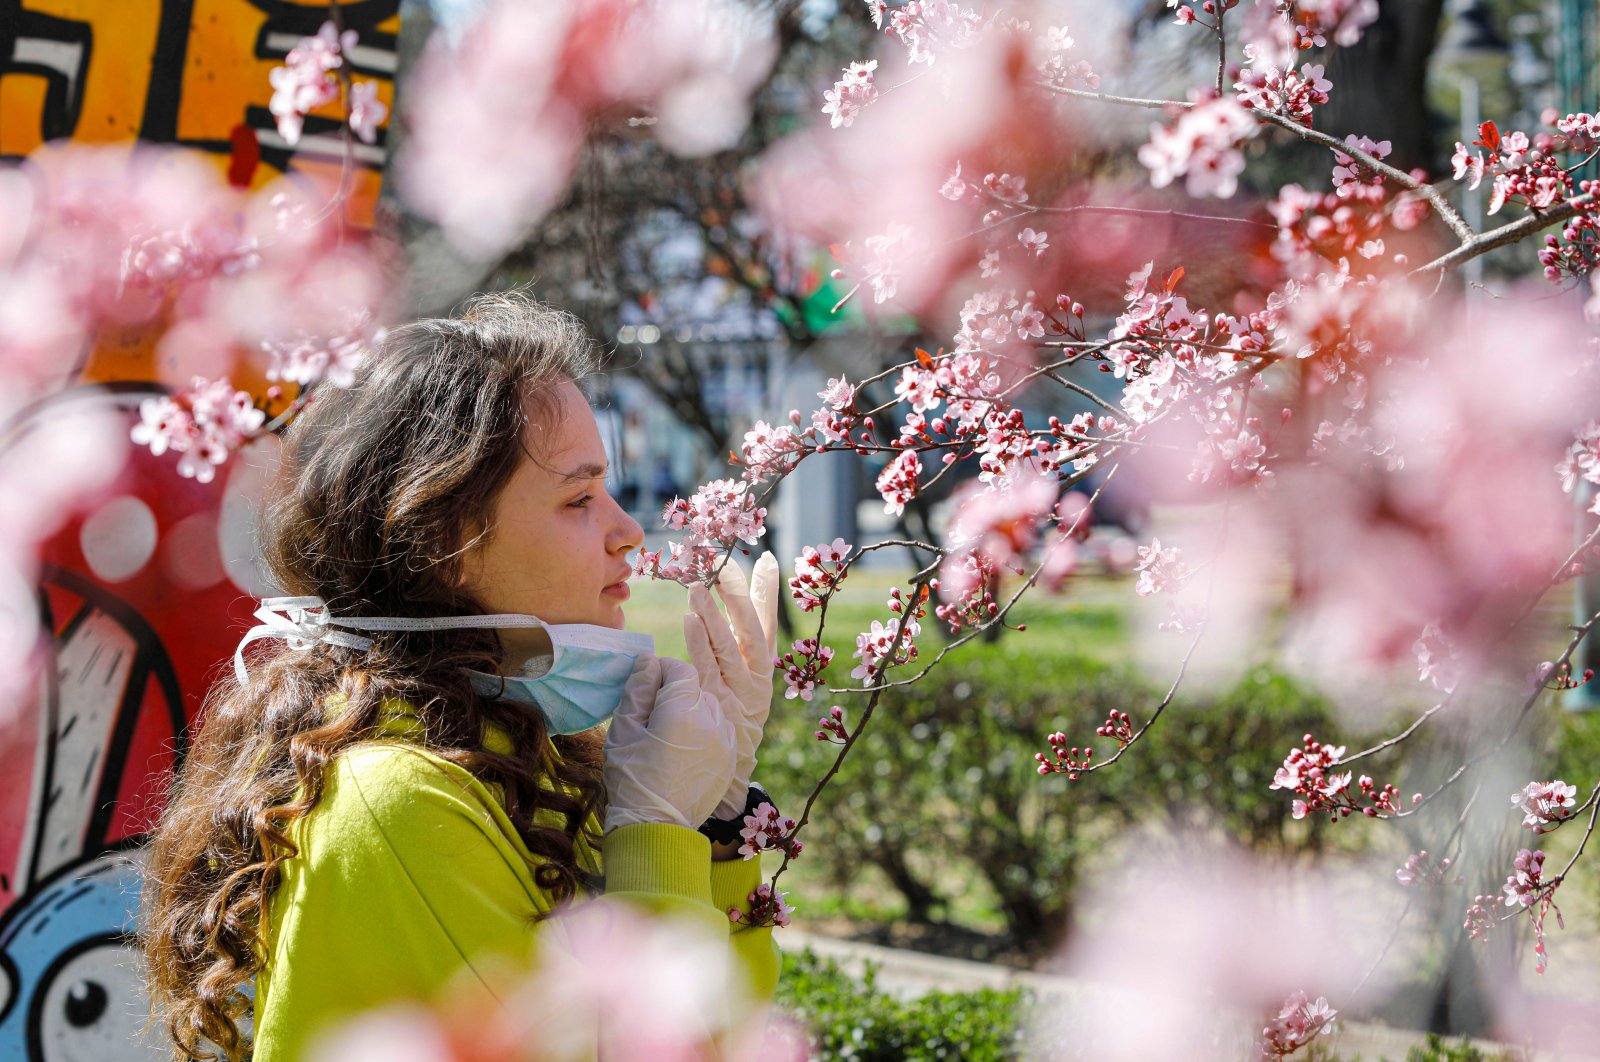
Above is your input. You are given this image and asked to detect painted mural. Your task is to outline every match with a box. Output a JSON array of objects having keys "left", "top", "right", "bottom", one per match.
[{"left": 0, "top": 3, "right": 398, "bottom": 1057}]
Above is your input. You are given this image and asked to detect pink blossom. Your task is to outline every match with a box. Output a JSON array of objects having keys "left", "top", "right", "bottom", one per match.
[
  {"left": 347, "top": 80, "right": 387, "bottom": 144},
  {"left": 860, "top": 222, "right": 921, "bottom": 304},
  {"left": 1330, "top": 135, "right": 1391, "bottom": 194},
  {"left": 737, "top": 801, "right": 799, "bottom": 859},
  {"left": 1234, "top": 50, "right": 1332, "bottom": 123},
  {"left": 788, "top": 538, "right": 852, "bottom": 611},
  {"left": 1451, "top": 142, "right": 1486, "bottom": 189},
  {"left": 1503, "top": 848, "right": 1547, "bottom": 909},
  {"left": 267, "top": 21, "right": 354, "bottom": 146},
  {"left": 875, "top": 448, "right": 922, "bottom": 515},
  {"left": 1513, "top": 781, "right": 1579, "bottom": 833},
  {"left": 1412, "top": 623, "right": 1460, "bottom": 693},
  {"left": 982, "top": 171, "right": 1029, "bottom": 202},
  {"left": 730, "top": 882, "right": 795, "bottom": 929},
  {"left": 130, "top": 377, "right": 267, "bottom": 484},
  {"left": 779, "top": 637, "right": 835, "bottom": 701},
  {"left": 1133, "top": 537, "right": 1189, "bottom": 596},
  {"left": 1138, "top": 96, "right": 1257, "bottom": 199},
  {"left": 739, "top": 420, "right": 806, "bottom": 482},
  {"left": 1556, "top": 421, "right": 1600, "bottom": 494},
  {"left": 1017, "top": 227, "right": 1049, "bottom": 256},
  {"left": 1395, "top": 850, "right": 1459, "bottom": 888},
  {"left": 939, "top": 161, "right": 970, "bottom": 201},
  {"left": 1260, "top": 991, "right": 1337, "bottom": 1060},
  {"left": 638, "top": 478, "right": 767, "bottom": 586},
  {"left": 822, "top": 60, "right": 879, "bottom": 129},
  {"left": 850, "top": 615, "right": 920, "bottom": 681}
]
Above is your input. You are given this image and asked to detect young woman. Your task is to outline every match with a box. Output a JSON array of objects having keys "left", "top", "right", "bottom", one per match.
[{"left": 140, "top": 292, "right": 783, "bottom": 1061}]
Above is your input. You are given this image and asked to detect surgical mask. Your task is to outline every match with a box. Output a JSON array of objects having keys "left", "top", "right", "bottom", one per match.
[{"left": 235, "top": 596, "right": 655, "bottom": 735}]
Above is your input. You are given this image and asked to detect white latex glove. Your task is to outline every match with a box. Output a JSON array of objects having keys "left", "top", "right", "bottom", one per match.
[
  {"left": 603, "top": 654, "right": 738, "bottom": 833},
  {"left": 686, "top": 552, "right": 779, "bottom": 820}
]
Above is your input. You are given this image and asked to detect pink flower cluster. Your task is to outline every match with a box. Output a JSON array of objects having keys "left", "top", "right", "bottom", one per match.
[
  {"left": 778, "top": 638, "right": 835, "bottom": 702},
  {"left": 1258, "top": 991, "right": 1337, "bottom": 1061},
  {"left": 815, "top": 704, "right": 850, "bottom": 745},
  {"left": 1133, "top": 538, "right": 1190, "bottom": 597},
  {"left": 1330, "top": 135, "right": 1391, "bottom": 195},
  {"left": 822, "top": 60, "right": 878, "bottom": 129},
  {"left": 1512, "top": 780, "right": 1578, "bottom": 833},
  {"left": 1138, "top": 94, "right": 1257, "bottom": 199},
  {"left": 739, "top": 416, "right": 810, "bottom": 483},
  {"left": 871, "top": 0, "right": 984, "bottom": 66},
  {"left": 1454, "top": 119, "right": 1585, "bottom": 218},
  {"left": 129, "top": 377, "right": 267, "bottom": 484},
  {"left": 1556, "top": 421, "right": 1600, "bottom": 501},
  {"left": 1395, "top": 850, "right": 1461, "bottom": 888},
  {"left": 1095, "top": 709, "right": 1134, "bottom": 748},
  {"left": 941, "top": 165, "right": 1030, "bottom": 207},
  {"left": 875, "top": 448, "right": 923, "bottom": 516},
  {"left": 1035, "top": 733, "right": 1093, "bottom": 779},
  {"left": 1270, "top": 179, "right": 1427, "bottom": 277},
  {"left": 1234, "top": 50, "right": 1331, "bottom": 124},
  {"left": 1033, "top": 25, "right": 1100, "bottom": 91},
  {"left": 934, "top": 551, "right": 1002, "bottom": 633},
  {"left": 1269, "top": 734, "right": 1401, "bottom": 820},
  {"left": 850, "top": 615, "right": 921, "bottom": 683},
  {"left": 788, "top": 538, "right": 852, "bottom": 611},
  {"left": 267, "top": 21, "right": 386, "bottom": 147},
  {"left": 1463, "top": 894, "right": 1498, "bottom": 942},
  {"left": 1280, "top": 0, "right": 1379, "bottom": 49},
  {"left": 634, "top": 479, "right": 767, "bottom": 586},
  {"left": 1501, "top": 848, "right": 1563, "bottom": 972},
  {"left": 728, "top": 882, "right": 795, "bottom": 929},
  {"left": 261, "top": 309, "right": 384, "bottom": 389},
  {"left": 738, "top": 801, "right": 801, "bottom": 860}
]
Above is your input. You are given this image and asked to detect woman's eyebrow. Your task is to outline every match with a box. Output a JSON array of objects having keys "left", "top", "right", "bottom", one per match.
[{"left": 559, "top": 461, "right": 608, "bottom": 482}]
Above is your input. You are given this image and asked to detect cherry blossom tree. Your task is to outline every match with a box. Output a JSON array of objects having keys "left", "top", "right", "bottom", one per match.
[{"left": 7, "top": 0, "right": 1600, "bottom": 1056}]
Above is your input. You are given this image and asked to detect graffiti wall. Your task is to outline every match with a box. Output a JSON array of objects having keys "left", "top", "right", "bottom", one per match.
[{"left": 0, "top": 3, "right": 398, "bottom": 1057}]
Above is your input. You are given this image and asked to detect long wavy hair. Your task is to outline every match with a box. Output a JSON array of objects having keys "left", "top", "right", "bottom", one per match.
[{"left": 139, "top": 291, "right": 612, "bottom": 1061}]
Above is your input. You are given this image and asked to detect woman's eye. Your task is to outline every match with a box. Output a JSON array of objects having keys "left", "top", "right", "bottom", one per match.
[{"left": 568, "top": 494, "right": 593, "bottom": 509}]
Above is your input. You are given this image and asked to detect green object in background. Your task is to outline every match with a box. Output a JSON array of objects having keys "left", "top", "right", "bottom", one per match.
[{"left": 775, "top": 946, "right": 1033, "bottom": 1062}]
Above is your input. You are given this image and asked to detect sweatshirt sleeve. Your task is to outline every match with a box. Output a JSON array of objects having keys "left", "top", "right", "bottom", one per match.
[{"left": 599, "top": 823, "right": 782, "bottom": 1001}]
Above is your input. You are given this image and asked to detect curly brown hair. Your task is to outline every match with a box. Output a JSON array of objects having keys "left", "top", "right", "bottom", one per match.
[{"left": 139, "top": 291, "right": 612, "bottom": 1061}]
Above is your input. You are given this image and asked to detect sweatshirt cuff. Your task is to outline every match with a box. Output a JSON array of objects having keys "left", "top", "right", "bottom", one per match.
[
  {"left": 602, "top": 822, "right": 712, "bottom": 903},
  {"left": 708, "top": 851, "right": 766, "bottom": 914}
]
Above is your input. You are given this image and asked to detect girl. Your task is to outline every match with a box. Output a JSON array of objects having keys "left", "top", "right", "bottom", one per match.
[{"left": 140, "top": 291, "right": 783, "bottom": 1061}]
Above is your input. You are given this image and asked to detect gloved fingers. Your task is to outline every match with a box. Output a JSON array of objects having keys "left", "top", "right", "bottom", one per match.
[
  {"left": 682, "top": 611, "right": 724, "bottom": 693},
  {"left": 606, "top": 654, "right": 660, "bottom": 746},
  {"left": 713, "top": 560, "right": 769, "bottom": 678},
  {"left": 658, "top": 654, "right": 700, "bottom": 691},
  {"left": 689, "top": 583, "right": 743, "bottom": 688},
  {"left": 750, "top": 550, "right": 780, "bottom": 660}
]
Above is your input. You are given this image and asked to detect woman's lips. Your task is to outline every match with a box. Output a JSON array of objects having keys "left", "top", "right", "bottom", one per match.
[{"left": 602, "top": 580, "right": 631, "bottom": 600}]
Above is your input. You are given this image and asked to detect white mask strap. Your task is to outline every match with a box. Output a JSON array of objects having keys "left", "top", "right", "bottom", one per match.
[{"left": 233, "top": 595, "right": 547, "bottom": 685}]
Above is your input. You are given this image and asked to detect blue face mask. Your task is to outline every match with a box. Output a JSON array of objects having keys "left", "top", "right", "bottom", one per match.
[
  {"left": 234, "top": 597, "right": 655, "bottom": 735},
  {"left": 462, "top": 622, "right": 655, "bottom": 734}
]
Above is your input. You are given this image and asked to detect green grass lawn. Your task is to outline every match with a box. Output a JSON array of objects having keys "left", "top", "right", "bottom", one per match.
[{"left": 622, "top": 566, "right": 1136, "bottom": 671}]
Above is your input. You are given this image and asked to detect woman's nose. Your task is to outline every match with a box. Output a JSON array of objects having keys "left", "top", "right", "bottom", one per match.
[{"left": 614, "top": 504, "right": 645, "bottom": 554}]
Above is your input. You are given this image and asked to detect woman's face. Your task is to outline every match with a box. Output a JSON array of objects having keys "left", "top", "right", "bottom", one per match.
[{"left": 459, "top": 381, "right": 644, "bottom": 657}]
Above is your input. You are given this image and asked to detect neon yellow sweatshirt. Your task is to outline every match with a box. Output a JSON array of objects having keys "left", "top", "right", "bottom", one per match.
[{"left": 250, "top": 703, "right": 781, "bottom": 1061}]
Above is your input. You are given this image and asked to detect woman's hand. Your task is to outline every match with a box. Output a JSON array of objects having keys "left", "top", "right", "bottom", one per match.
[
  {"left": 602, "top": 655, "right": 738, "bottom": 833},
  {"left": 685, "top": 552, "right": 779, "bottom": 821}
]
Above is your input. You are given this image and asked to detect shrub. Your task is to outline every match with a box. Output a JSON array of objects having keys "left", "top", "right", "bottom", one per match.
[
  {"left": 774, "top": 946, "right": 1031, "bottom": 1062},
  {"left": 761, "top": 630, "right": 1380, "bottom": 953}
]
